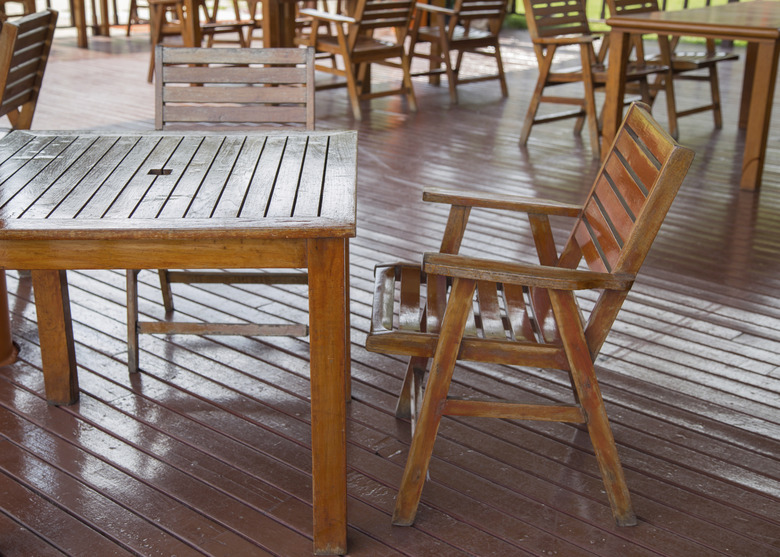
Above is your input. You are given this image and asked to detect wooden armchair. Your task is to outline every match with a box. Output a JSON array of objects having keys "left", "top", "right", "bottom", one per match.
[
  {"left": 0, "top": 9, "right": 57, "bottom": 130},
  {"left": 365, "top": 103, "right": 694, "bottom": 527},
  {"left": 520, "top": 0, "right": 672, "bottom": 158},
  {"left": 408, "top": 0, "right": 508, "bottom": 104},
  {"left": 127, "top": 46, "right": 316, "bottom": 372},
  {"left": 606, "top": 0, "right": 738, "bottom": 138},
  {"left": 300, "top": 0, "right": 417, "bottom": 120}
]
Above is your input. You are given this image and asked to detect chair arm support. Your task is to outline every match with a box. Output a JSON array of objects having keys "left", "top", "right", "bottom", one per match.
[
  {"left": 423, "top": 253, "right": 635, "bottom": 291},
  {"left": 415, "top": 3, "right": 454, "bottom": 15},
  {"left": 423, "top": 187, "right": 582, "bottom": 217},
  {"left": 298, "top": 8, "right": 354, "bottom": 24}
]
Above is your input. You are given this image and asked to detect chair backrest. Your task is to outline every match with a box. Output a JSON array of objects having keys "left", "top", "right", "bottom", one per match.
[
  {"left": 606, "top": 0, "right": 659, "bottom": 15},
  {"left": 523, "top": 0, "right": 592, "bottom": 41},
  {"left": 0, "top": 9, "right": 57, "bottom": 129},
  {"left": 349, "top": 0, "right": 415, "bottom": 46},
  {"left": 556, "top": 102, "right": 694, "bottom": 353},
  {"left": 155, "top": 46, "right": 316, "bottom": 130},
  {"left": 451, "top": 0, "right": 507, "bottom": 35}
]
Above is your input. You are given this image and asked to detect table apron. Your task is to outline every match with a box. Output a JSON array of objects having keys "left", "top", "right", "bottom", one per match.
[
  {"left": 0, "top": 238, "right": 309, "bottom": 270},
  {"left": 607, "top": 23, "right": 780, "bottom": 42}
]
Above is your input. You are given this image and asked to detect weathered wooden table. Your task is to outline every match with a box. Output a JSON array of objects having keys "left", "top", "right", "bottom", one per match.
[
  {"left": 0, "top": 129, "right": 357, "bottom": 555},
  {"left": 602, "top": 0, "right": 780, "bottom": 191}
]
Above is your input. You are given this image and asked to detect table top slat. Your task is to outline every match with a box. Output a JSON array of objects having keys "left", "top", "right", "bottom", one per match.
[
  {"left": 0, "top": 136, "right": 86, "bottom": 216},
  {"left": 211, "top": 136, "right": 267, "bottom": 219},
  {"left": 238, "top": 135, "right": 287, "bottom": 218},
  {"left": 82, "top": 136, "right": 178, "bottom": 219},
  {"left": 183, "top": 136, "right": 246, "bottom": 219},
  {"left": 21, "top": 136, "right": 130, "bottom": 219},
  {"left": 293, "top": 134, "right": 329, "bottom": 217},
  {"left": 319, "top": 132, "right": 357, "bottom": 225},
  {"left": 128, "top": 136, "right": 205, "bottom": 219},
  {"left": 266, "top": 134, "right": 311, "bottom": 218}
]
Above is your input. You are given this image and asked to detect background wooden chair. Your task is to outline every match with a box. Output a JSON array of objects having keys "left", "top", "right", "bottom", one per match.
[
  {"left": 605, "top": 0, "right": 738, "bottom": 138},
  {"left": 408, "top": 0, "right": 508, "bottom": 104},
  {"left": 300, "top": 0, "right": 417, "bottom": 120},
  {"left": 147, "top": 0, "right": 191, "bottom": 82},
  {"left": 365, "top": 103, "right": 694, "bottom": 527},
  {"left": 0, "top": 9, "right": 57, "bottom": 130},
  {"left": 127, "top": 46, "right": 316, "bottom": 372},
  {"left": 520, "top": 0, "right": 672, "bottom": 158}
]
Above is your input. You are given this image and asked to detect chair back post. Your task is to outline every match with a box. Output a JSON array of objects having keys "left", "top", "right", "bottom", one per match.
[{"left": 0, "top": 9, "right": 58, "bottom": 130}]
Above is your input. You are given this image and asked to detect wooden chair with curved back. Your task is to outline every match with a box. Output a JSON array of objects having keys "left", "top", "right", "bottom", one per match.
[
  {"left": 408, "top": 0, "right": 509, "bottom": 104},
  {"left": 365, "top": 103, "right": 694, "bottom": 527},
  {"left": 300, "top": 0, "right": 417, "bottom": 120},
  {"left": 520, "top": 0, "right": 673, "bottom": 158},
  {"left": 127, "top": 46, "right": 316, "bottom": 372},
  {"left": 0, "top": 9, "right": 57, "bottom": 130}
]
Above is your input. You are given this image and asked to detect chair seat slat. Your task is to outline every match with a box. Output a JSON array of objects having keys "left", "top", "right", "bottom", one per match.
[
  {"left": 476, "top": 281, "right": 506, "bottom": 339},
  {"left": 400, "top": 266, "right": 423, "bottom": 331}
]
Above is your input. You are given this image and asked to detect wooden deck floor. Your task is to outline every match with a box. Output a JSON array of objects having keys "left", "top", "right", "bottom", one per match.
[{"left": 1, "top": 24, "right": 780, "bottom": 556}]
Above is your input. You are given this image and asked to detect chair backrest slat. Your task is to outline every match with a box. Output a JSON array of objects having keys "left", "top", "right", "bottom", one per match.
[{"left": 156, "top": 46, "right": 316, "bottom": 130}]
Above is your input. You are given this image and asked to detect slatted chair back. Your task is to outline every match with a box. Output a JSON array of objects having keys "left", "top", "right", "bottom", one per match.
[
  {"left": 0, "top": 9, "right": 57, "bottom": 130},
  {"left": 450, "top": 0, "right": 506, "bottom": 36},
  {"left": 552, "top": 101, "right": 694, "bottom": 354},
  {"left": 348, "top": 0, "right": 415, "bottom": 45},
  {"left": 155, "top": 46, "right": 316, "bottom": 130},
  {"left": 525, "top": 0, "right": 592, "bottom": 42}
]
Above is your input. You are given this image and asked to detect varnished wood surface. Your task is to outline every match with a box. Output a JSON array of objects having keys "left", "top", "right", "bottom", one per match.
[{"left": 0, "top": 26, "right": 779, "bottom": 556}]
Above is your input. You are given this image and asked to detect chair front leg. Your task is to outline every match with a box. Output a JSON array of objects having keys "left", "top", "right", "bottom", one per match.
[{"left": 393, "top": 277, "right": 476, "bottom": 526}]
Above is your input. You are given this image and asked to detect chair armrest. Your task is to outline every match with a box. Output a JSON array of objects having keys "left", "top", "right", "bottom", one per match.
[
  {"left": 533, "top": 34, "right": 599, "bottom": 46},
  {"left": 415, "top": 3, "right": 455, "bottom": 15},
  {"left": 423, "top": 253, "right": 635, "bottom": 291},
  {"left": 423, "top": 187, "right": 582, "bottom": 217},
  {"left": 298, "top": 8, "right": 354, "bottom": 24}
]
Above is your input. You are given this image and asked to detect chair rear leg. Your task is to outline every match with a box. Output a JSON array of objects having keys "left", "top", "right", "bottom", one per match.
[
  {"left": 395, "top": 356, "right": 428, "bottom": 419},
  {"left": 393, "top": 277, "right": 476, "bottom": 526},
  {"left": 158, "top": 269, "right": 174, "bottom": 314},
  {"left": 551, "top": 290, "right": 636, "bottom": 526},
  {"left": 709, "top": 64, "right": 723, "bottom": 129}
]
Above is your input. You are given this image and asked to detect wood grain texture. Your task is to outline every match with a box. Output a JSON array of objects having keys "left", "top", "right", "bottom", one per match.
[{"left": 0, "top": 25, "right": 778, "bottom": 557}]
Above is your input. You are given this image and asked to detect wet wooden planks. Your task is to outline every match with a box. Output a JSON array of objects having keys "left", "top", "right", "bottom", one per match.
[{"left": 0, "top": 25, "right": 779, "bottom": 557}]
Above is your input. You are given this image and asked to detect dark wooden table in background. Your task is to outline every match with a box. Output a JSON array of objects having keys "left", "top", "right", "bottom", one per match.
[
  {"left": 0, "top": 129, "right": 357, "bottom": 555},
  {"left": 602, "top": 0, "right": 780, "bottom": 191}
]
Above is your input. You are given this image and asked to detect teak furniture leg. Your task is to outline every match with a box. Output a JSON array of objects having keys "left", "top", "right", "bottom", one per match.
[
  {"left": 308, "top": 238, "right": 348, "bottom": 555},
  {"left": 392, "top": 277, "right": 476, "bottom": 526},
  {"left": 739, "top": 42, "right": 758, "bottom": 130},
  {"left": 550, "top": 289, "right": 635, "bottom": 526},
  {"left": 601, "top": 28, "right": 631, "bottom": 158},
  {"left": 0, "top": 271, "right": 19, "bottom": 367},
  {"left": 74, "top": 0, "right": 88, "bottom": 47},
  {"left": 739, "top": 39, "right": 779, "bottom": 191},
  {"left": 31, "top": 270, "right": 79, "bottom": 405}
]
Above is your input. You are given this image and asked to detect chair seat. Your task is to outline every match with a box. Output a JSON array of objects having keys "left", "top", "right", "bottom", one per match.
[
  {"left": 367, "top": 263, "right": 568, "bottom": 368},
  {"left": 647, "top": 50, "right": 739, "bottom": 71},
  {"left": 313, "top": 35, "right": 404, "bottom": 58},
  {"left": 417, "top": 24, "right": 495, "bottom": 44}
]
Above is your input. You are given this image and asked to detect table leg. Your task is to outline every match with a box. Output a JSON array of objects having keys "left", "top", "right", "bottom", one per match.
[
  {"left": 0, "top": 271, "right": 19, "bottom": 367},
  {"left": 31, "top": 270, "right": 79, "bottom": 406},
  {"left": 601, "top": 28, "right": 632, "bottom": 159},
  {"left": 182, "top": 0, "right": 202, "bottom": 46},
  {"left": 740, "top": 39, "right": 780, "bottom": 191},
  {"left": 739, "top": 42, "right": 758, "bottom": 130},
  {"left": 308, "top": 238, "right": 348, "bottom": 555},
  {"left": 262, "top": 0, "right": 296, "bottom": 47}
]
